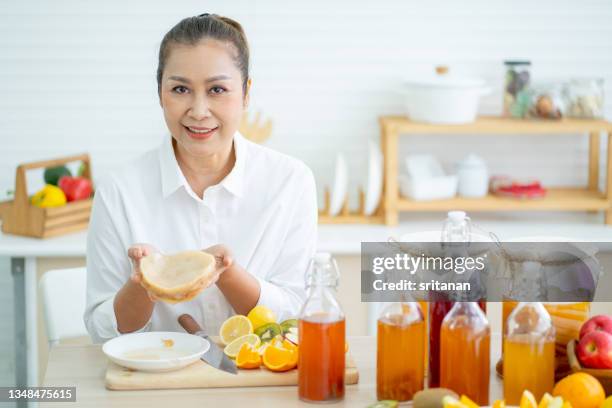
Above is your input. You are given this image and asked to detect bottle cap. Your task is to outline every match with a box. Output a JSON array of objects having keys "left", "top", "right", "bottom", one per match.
[
  {"left": 314, "top": 252, "right": 332, "bottom": 265},
  {"left": 447, "top": 210, "right": 467, "bottom": 223}
]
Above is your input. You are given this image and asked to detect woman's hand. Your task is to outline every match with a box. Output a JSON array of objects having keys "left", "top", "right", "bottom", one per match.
[
  {"left": 202, "top": 244, "right": 234, "bottom": 285},
  {"left": 127, "top": 243, "right": 159, "bottom": 301}
]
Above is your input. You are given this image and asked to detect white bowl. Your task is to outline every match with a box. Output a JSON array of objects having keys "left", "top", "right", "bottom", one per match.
[
  {"left": 102, "top": 331, "right": 209, "bottom": 372},
  {"left": 399, "top": 174, "right": 458, "bottom": 201}
]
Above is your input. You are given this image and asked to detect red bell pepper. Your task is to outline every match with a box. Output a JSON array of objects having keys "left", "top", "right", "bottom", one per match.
[{"left": 58, "top": 176, "right": 93, "bottom": 202}]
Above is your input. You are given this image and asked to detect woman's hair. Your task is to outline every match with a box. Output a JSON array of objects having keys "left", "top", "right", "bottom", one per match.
[{"left": 156, "top": 13, "right": 250, "bottom": 97}]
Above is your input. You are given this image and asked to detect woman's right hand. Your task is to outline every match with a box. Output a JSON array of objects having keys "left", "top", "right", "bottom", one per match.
[{"left": 127, "top": 243, "right": 159, "bottom": 301}]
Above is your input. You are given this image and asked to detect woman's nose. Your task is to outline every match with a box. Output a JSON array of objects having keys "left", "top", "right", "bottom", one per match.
[{"left": 188, "top": 94, "right": 211, "bottom": 120}]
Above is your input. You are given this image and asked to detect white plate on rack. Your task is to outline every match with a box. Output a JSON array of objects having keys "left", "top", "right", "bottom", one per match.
[
  {"left": 329, "top": 153, "right": 348, "bottom": 216},
  {"left": 364, "top": 140, "right": 383, "bottom": 215},
  {"left": 103, "top": 331, "right": 210, "bottom": 372}
]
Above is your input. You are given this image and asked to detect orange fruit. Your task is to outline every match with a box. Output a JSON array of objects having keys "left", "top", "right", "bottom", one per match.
[
  {"left": 282, "top": 339, "right": 298, "bottom": 352},
  {"left": 263, "top": 345, "right": 297, "bottom": 372},
  {"left": 552, "top": 373, "right": 605, "bottom": 408},
  {"left": 236, "top": 343, "right": 262, "bottom": 369}
]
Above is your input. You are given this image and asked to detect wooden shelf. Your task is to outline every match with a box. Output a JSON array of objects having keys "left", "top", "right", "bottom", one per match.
[
  {"left": 381, "top": 115, "right": 612, "bottom": 134},
  {"left": 379, "top": 115, "right": 612, "bottom": 225},
  {"left": 397, "top": 188, "right": 610, "bottom": 212}
]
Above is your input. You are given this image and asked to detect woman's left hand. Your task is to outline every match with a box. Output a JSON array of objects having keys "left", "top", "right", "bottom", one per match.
[{"left": 202, "top": 244, "right": 234, "bottom": 285}]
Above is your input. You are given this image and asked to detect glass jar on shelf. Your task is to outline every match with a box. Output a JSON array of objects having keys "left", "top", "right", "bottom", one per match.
[
  {"left": 528, "top": 82, "right": 565, "bottom": 120},
  {"left": 563, "top": 78, "right": 605, "bottom": 119},
  {"left": 504, "top": 60, "right": 532, "bottom": 118}
]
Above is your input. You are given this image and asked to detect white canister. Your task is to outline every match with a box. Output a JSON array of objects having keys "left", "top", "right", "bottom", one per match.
[{"left": 456, "top": 154, "right": 489, "bottom": 198}]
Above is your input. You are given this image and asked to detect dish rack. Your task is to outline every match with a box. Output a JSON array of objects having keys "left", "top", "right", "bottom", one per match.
[
  {"left": 0, "top": 153, "right": 93, "bottom": 238},
  {"left": 318, "top": 188, "right": 384, "bottom": 224}
]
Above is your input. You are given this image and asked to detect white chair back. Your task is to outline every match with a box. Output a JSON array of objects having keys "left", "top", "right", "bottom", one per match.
[{"left": 39, "top": 267, "right": 88, "bottom": 347}]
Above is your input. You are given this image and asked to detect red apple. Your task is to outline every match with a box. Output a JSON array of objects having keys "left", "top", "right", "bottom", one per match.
[
  {"left": 576, "top": 330, "right": 612, "bottom": 369},
  {"left": 580, "top": 315, "right": 612, "bottom": 339}
]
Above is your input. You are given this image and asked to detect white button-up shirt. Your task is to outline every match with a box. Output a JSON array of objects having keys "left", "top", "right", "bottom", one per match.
[{"left": 84, "top": 133, "right": 318, "bottom": 343}]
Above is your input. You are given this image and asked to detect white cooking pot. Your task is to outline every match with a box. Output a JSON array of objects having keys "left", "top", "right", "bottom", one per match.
[{"left": 402, "top": 68, "right": 490, "bottom": 124}]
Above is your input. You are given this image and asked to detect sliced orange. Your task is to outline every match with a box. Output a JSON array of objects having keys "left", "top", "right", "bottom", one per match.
[
  {"left": 236, "top": 343, "right": 262, "bottom": 369},
  {"left": 263, "top": 345, "right": 296, "bottom": 372},
  {"left": 282, "top": 339, "right": 298, "bottom": 352}
]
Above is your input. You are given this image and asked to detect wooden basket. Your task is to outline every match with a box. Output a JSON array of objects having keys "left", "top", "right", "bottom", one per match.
[
  {"left": 0, "top": 154, "right": 93, "bottom": 239},
  {"left": 567, "top": 339, "right": 612, "bottom": 394}
]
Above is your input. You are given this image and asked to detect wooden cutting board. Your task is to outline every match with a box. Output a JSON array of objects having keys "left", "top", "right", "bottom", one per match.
[{"left": 106, "top": 353, "right": 359, "bottom": 390}]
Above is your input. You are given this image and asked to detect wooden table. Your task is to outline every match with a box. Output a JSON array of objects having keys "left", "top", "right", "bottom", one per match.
[{"left": 42, "top": 335, "right": 505, "bottom": 407}]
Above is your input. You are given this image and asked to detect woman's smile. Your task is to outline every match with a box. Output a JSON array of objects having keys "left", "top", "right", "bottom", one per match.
[{"left": 183, "top": 124, "right": 219, "bottom": 140}]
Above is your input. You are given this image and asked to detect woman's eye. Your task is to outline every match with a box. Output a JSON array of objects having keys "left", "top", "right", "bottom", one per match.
[
  {"left": 172, "top": 86, "right": 189, "bottom": 94},
  {"left": 209, "top": 86, "right": 226, "bottom": 95}
]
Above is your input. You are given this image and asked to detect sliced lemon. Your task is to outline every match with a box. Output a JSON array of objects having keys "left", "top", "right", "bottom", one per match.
[
  {"left": 366, "top": 401, "right": 398, "bottom": 408},
  {"left": 520, "top": 390, "right": 538, "bottom": 408},
  {"left": 442, "top": 395, "right": 468, "bottom": 408},
  {"left": 219, "top": 315, "right": 253, "bottom": 345},
  {"left": 492, "top": 400, "right": 506, "bottom": 408},
  {"left": 538, "top": 393, "right": 553, "bottom": 408},
  {"left": 247, "top": 305, "right": 276, "bottom": 330},
  {"left": 547, "top": 397, "right": 564, "bottom": 408},
  {"left": 223, "top": 333, "right": 261, "bottom": 358},
  {"left": 459, "top": 395, "right": 479, "bottom": 408}
]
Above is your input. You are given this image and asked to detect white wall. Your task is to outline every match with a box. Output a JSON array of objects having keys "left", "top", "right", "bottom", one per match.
[{"left": 1, "top": 0, "right": 612, "bottom": 209}]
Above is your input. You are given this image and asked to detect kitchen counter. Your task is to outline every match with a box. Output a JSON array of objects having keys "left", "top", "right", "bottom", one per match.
[
  {"left": 41, "top": 335, "right": 506, "bottom": 407},
  {"left": 4, "top": 211, "right": 612, "bottom": 397},
  {"left": 2, "top": 212, "right": 612, "bottom": 258}
]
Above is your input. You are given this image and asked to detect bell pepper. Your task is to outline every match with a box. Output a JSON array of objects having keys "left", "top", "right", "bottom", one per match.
[
  {"left": 58, "top": 176, "right": 93, "bottom": 202},
  {"left": 43, "top": 165, "right": 72, "bottom": 186},
  {"left": 31, "top": 184, "right": 67, "bottom": 208}
]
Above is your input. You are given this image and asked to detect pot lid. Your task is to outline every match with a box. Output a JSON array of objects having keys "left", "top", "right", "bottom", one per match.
[{"left": 403, "top": 66, "right": 486, "bottom": 89}]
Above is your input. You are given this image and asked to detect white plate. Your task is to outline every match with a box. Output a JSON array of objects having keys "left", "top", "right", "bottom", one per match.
[
  {"left": 364, "top": 140, "right": 383, "bottom": 215},
  {"left": 329, "top": 153, "right": 348, "bottom": 216},
  {"left": 102, "top": 331, "right": 209, "bottom": 372}
]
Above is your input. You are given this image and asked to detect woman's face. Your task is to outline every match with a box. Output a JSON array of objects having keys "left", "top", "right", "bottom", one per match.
[{"left": 159, "top": 40, "right": 248, "bottom": 158}]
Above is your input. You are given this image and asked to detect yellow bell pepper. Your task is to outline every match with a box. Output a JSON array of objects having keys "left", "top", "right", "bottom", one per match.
[{"left": 31, "top": 184, "right": 67, "bottom": 208}]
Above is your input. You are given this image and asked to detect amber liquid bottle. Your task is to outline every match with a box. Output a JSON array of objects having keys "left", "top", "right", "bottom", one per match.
[
  {"left": 298, "top": 253, "right": 345, "bottom": 403},
  {"left": 377, "top": 302, "right": 425, "bottom": 401},
  {"left": 440, "top": 302, "right": 490, "bottom": 405},
  {"left": 429, "top": 211, "right": 488, "bottom": 388},
  {"left": 503, "top": 302, "right": 555, "bottom": 404}
]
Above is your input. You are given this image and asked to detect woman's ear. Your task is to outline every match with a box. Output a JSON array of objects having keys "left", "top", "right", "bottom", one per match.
[{"left": 243, "top": 78, "right": 252, "bottom": 108}]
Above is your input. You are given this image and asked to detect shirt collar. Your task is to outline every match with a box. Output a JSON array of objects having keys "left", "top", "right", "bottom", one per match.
[
  {"left": 220, "top": 132, "right": 246, "bottom": 198},
  {"left": 158, "top": 132, "right": 246, "bottom": 199}
]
